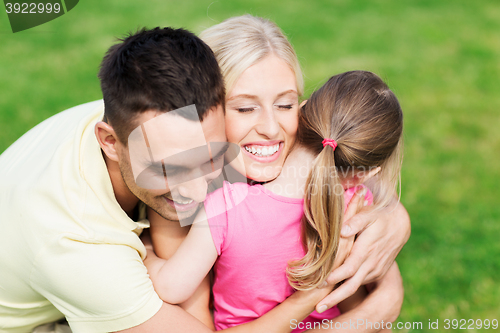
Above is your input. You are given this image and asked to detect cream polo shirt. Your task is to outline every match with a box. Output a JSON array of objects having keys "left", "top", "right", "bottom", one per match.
[{"left": 0, "top": 100, "right": 163, "bottom": 333}]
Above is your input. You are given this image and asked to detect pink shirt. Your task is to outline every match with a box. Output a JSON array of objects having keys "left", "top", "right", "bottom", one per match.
[{"left": 204, "top": 182, "right": 373, "bottom": 331}]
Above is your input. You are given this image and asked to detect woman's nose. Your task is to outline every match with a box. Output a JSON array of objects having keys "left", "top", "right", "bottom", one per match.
[{"left": 254, "top": 106, "right": 280, "bottom": 139}]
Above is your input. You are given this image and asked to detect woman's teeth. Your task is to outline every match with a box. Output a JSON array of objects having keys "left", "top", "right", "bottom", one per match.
[{"left": 244, "top": 144, "right": 280, "bottom": 157}]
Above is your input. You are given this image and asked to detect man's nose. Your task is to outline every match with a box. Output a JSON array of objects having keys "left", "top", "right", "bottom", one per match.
[{"left": 176, "top": 176, "right": 209, "bottom": 203}]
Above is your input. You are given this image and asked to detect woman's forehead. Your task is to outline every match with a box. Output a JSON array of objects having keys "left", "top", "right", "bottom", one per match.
[{"left": 228, "top": 55, "right": 298, "bottom": 100}]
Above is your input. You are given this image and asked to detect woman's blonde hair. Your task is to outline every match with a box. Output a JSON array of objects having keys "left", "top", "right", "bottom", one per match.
[
  {"left": 288, "top": 71, "right": 404, "bottom": 290},
  {"left": 200, "top": 14, "right": 304, "bottom": 96}
]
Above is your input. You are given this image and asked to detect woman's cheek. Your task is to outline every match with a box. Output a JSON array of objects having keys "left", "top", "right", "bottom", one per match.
[{"left": 224, "top": 113, "right": 246, "bottom": 144}]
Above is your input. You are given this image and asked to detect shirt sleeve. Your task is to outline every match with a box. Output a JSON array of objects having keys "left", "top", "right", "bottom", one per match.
[{"left": 30, "top": 235, "right": 163, "bottom": 333}]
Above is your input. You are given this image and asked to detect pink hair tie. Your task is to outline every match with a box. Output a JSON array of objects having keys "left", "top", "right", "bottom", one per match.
[{"left": 322, "top": 138, "right": 337, "bottom": 151}]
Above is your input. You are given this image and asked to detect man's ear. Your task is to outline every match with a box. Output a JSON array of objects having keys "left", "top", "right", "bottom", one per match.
[
  {"left": 299, "top": 99, "right": 308, "bottom": 108},
  {"left": 95, "top": 121, "right": 120, "bottom": 162},
  {"left": 357, "top": 166, "right": 382, "bottom": 184}
]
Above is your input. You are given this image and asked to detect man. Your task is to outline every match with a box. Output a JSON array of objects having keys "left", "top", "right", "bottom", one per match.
[
  {"left": 0, "top": 27, "right": 229, "bottom": 332},
  {"left": 0, "top": 27, "right": 404, "bottom": 333}
]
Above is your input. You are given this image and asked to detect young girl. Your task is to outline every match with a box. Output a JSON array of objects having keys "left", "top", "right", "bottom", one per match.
[{"left": 145, "top": 70, "right": 403, "bottom": 331}]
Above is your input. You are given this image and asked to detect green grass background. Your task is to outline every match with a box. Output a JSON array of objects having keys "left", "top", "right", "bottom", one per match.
[{"left": 1, "top": 0, "right": 499, "bottom": 331}]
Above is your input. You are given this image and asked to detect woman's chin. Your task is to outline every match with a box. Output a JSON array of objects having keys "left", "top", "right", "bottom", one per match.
[
  {"left": 246, "top": 163, "right": 282, "bottom": 183},
  {"left": 228, "top": 150, "right": 283, "bottom": 182}
]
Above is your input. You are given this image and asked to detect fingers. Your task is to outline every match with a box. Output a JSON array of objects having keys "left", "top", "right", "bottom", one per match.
[
  {"left": 326, "top": 253, "right": 362, "bottom": 286},
  {"left": 342, "top": 187, "right": 366, "bottom": 235},
  {"left": 327, "top": 232, "right": 371, "bottom": 284},
  {"left": 332, "top": 235, "right": 355, "bottom": 271},
  {"left": 341, "top": 205, "right": 377, "bottom": 238},
  {"left": 316, "top": 266, "right": 368, "bottom": 312}
]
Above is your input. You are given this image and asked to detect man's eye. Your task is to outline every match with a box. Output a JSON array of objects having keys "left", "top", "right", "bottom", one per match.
[
  {"left": 212, "top": 154, "right": 224, "bottom": 162},
  {"left": 149, "top": 166, "right": 164, "bottom": 176},
  {"left": 236, "top": 107, "right": 255, "bottom": 113}
]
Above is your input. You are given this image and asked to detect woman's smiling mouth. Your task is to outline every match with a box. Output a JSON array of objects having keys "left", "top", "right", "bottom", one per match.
[{"left": 242, "top": 141, "right": 283, "bottom": 162}]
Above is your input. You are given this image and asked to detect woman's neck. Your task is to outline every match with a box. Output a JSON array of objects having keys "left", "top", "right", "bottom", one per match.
[{"left": 263, "top": 144, "right": 316, "bottom": 198}]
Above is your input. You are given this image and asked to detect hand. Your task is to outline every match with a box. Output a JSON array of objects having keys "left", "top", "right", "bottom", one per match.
[{"left": 317, "top": 200, "right": 410, "bottom": 311}]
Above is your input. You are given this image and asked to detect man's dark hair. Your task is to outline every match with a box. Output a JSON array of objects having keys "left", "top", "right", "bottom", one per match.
[{"left": 98, "top": 27, "right": 225, "bottom": 144}]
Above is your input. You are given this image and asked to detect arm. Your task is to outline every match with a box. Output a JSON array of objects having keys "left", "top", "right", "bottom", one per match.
[
  {"left": 149, "top": 208, "right": 190, "bottom": 259},
  {"left": 144, "top": 207, "right": 217, "bottom": 304},
  {"left": 318, "top": 199, "right": 410, "bottom": 310},
  {"left": 142, "top": 242, "right": 331, "bottom": 333},
  {"left": 116, "top": 302, "right": 215, "bottom": 333},
  {"left": 305, "top": 262, "right": 404, "bottom": 333},
  {"left": 148, "top": 209, "right": 214, "bottom": 329},
  {"left": 132, "top": 207, "right": 356, "bottom": 333},
  {"left": 137, "top": 233, "right": 341, "bottom": 333},
  {"left": 116, "top": 286, "right": 328, "bottom": 333},
  {"left": 337, "top": 286, "right": 368, "bottom": 314},
  {"left": 178, "top": 275, "right": 215, "bottom": 330}
]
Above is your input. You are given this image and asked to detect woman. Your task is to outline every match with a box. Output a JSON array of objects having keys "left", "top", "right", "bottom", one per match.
[{"left": 148, "top": 15, "right": 409, "bottom": 331}]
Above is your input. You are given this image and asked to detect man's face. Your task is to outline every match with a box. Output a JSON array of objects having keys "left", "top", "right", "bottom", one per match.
[{"left": 116, "top": 105, "right": 227, "bottom": 222}]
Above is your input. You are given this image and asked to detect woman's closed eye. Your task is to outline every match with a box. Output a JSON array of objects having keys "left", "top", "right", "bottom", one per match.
[{"left": 276, "top": 104, "right": 294, "bottom": 110}]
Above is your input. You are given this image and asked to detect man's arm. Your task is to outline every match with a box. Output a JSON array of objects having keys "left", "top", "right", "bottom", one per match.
[
  {"left": 115, "top": 302, "right": 214, "bottom": 333},
  {"left": 115, "top": 286, "right": 323, "bottom": 333},
  {"left": 117, "top": 259, "right": 403, "bottom": 333},
  {"left": 123, "top": 239, "right": 344, "bottom": 333},
  {"left": 126, "top": 229, "right": 332, "bottom": 333}
]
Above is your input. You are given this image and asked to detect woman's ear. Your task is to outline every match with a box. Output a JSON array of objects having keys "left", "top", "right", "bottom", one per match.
[
  {"left": 299, "top": 99, "right": 308, "bottom": 108},
  {"left": 95, "top": 121, "right": 120, "bottom": 162}
]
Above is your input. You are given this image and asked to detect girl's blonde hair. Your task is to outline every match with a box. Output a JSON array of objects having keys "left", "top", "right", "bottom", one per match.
[
  {"left": 288, "top": 71, "right": 404, "bottom": 290},
  {"left": 200, "top": 14, "right": 304, "bottom": 96}
]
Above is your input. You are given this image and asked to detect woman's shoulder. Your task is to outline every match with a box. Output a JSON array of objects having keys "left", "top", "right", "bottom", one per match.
[{"left": 205, "top": 181, "right": 255, "bottom": 210}]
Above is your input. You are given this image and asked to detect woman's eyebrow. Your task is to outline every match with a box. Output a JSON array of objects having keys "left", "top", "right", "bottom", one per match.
[
  {"left": 227, "top": 89, "right": 298, "bottom": 101},
  {"left": 276, "top": 89, "right": 298, "bottom": 98},
  {"left": 226, "top": 94, "right": 258, "bottom": 101}
]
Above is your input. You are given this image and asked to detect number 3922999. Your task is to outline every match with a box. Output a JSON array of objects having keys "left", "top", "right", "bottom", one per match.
[{"left": 5, "top": 2, "right": 61, "bottom": 14}]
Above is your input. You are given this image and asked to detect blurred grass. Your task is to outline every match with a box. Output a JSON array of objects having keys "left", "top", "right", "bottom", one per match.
[{"left": 1, "top": 0, "right": 499, "bottom": 331}]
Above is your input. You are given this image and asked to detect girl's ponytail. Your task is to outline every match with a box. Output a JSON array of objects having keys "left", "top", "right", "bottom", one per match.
[{"left": 287, "top": 141, "right": 344, "bottom": 290}]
